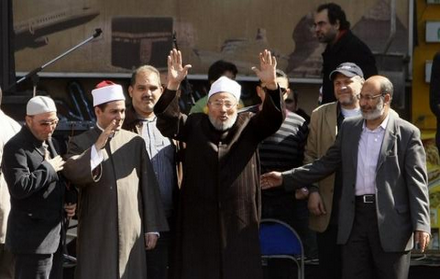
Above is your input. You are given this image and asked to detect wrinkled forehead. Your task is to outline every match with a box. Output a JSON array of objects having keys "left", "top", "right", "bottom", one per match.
[{"left": 208, "top": 92, "right": 236, "bottom": 102}]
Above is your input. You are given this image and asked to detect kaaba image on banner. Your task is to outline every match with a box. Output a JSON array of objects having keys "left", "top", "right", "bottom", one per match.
[{"left": 111, "top": 17, "right": 173, "bottom": 70}]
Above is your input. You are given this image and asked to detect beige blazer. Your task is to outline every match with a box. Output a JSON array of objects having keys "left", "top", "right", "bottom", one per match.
[{"left": 304, "top": 102, "right": 338, "bottom": 232}]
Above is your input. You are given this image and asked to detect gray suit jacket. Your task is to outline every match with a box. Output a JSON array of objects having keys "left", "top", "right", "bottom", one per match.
[{"left": 283, "top": 109, "right": 430, "bottom": 252}]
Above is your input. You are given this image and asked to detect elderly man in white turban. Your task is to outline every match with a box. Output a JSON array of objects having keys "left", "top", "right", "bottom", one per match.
[
  {"left": 63, "top": 81, "right": 168, "bottom": 279},
  {"left": 153, "top": 49, "right": 284, "bottom": 279},
  {"left": 2, "top": 95, "right": 76, "bottom": 279}
]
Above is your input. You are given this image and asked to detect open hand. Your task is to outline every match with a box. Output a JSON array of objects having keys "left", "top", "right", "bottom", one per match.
[
  {"left": 251, "top": 49, "right": 278, "bottom": 90},
  {"left": 167, "top": 49, "right": 192, "bottom": 90},
  {"left": 260, "top": 171, "right": 283, "bottom": 189}
]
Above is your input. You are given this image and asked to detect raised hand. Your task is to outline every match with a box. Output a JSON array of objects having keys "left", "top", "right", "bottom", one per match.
[
  {"left": 94, "top": 120, "right": 118, "bottom": 150},
  {"left": 251, "top": 49, "right": 278, "bottom": 90},
  {"left": 167, "top": 49, "right": 192, "bottom": 90}
]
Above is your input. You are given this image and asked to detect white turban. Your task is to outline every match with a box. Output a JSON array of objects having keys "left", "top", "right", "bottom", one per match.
[
  {"left": 92, "top": 80, "right": 126, "bottom": 107},
  {"left": 208, "top": 76, "right": 241, "bottom": 100}
]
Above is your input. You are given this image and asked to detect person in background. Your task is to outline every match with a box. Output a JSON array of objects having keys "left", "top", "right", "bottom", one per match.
[
  {"left": 314, "top": 2, "right": 377, "bottom": 104},
  {"left": 255, "top": 69, "right": 317, "bottom": 259},
  {"left": 2, "top": 96, "right": 76, "bottom": 279},
  {"left": 190, "top": 60, "right": 241, "bottom": 114},
  {"left": 305, "top": 62, "right": 363, "bottom": 279},
  {"left": 63, "top": 81, "right": 168, "bottom": 279},
  {"left": 429, "top": 51, "right": 440, "bottom": 154},
  {"left": 0, "top": 86, "right": 21, "bottom": 279},
  {"left": 284, "top": 88, "right": 310, "bottom": 123},
  {"left": 123, "top": 65, "right": 180, "bottom": 279}
]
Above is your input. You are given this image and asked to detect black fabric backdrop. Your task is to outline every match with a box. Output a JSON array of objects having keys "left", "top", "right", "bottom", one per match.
[{"left": 0, "top": 0, "right": 16, "bottom": 101}]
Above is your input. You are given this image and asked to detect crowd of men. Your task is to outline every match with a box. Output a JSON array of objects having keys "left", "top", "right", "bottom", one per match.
[{"left": 0, "top": 2, "right": 432, "bottom": 279}]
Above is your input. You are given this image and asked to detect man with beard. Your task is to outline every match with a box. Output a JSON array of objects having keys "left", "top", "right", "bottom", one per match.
[
  {"left": 261, "top": 75, "right": 431, "bottom": 279},
  {"left": 154, "top": 49, "right": 284, "bottom": 279},
  {"left": 2, "top": 96, "right": 76, "bottom": 279},
  {"left": 314, "top": 2, "right": 377, "bottom": 104},
  {"left": 305, "top": 62, "right": 362, "bottom": 279}
]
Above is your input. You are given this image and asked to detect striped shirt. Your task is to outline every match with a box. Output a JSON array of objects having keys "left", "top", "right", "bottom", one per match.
[{"left": 259, "top": 110, "right": 308, "bottom": 183}]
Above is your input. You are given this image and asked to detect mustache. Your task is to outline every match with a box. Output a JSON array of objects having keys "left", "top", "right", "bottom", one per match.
[{"left": 141, "top": 96, "right": 154, "bottom": 101}]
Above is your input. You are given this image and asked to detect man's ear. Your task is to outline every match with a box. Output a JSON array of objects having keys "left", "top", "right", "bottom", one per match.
[
  {"left": 94, "top": 106, "right": 102, "bottom": 117},
  {"left": 25, "top": 115, "right": 32, "bottom": 126},
  {"left": 256, "top": 85, "right": 265, "bottom": 100},
  {"left": 128, "top": 86, "right": 133, "bottom": 98},
  {"left": 384, "top": 93, "right": 392, "bottom": 105},
  {"left": 335, "top": 19, "right": 341, "bottom": 30}
]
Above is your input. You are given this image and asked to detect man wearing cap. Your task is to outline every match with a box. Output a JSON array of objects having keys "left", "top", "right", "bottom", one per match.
[
  {"left": 262, "top": 75, "right": 430, "bottom": 279},
  {"left": 2, "top": 95, "right": 76, "bottom": 279},
  {"left": 63, "top": 81, "right": 168, "bottom": 279},
  {"left": 154, "top": 49, "right": 284, "bottom": 279},
  {"left": 304, "top": 62, "right": 363, "bottom": 279},
  {"left": 0, "top": 86, "right": 21, "bottom": 279}
]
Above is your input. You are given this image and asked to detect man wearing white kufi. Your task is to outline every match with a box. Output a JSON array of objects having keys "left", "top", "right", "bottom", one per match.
[
  {"left": 63, "top": 80, "right": 168, "bottom": 279},
  {"left": 153, "top": 49, "right": 285, "bottom": 279},
  {"left": 2, "top": 94, "right": 76, "bottom": 279}
]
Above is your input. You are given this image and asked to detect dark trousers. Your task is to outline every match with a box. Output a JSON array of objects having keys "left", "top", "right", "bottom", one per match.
[
  {"left": 342, "top": 200, "right": 410, "bottom": 279},
  {"left": 0, "top": 243, "right": 15, "bottom": 279},
  {"left": 316, "top": 223, "right": 342, "bottom": 279},
  {"left": 146, "top": 217, "right": 175, "bottom": 279},
  {"left": 14, "top": 244, "right": 63, "bottom": 279}
]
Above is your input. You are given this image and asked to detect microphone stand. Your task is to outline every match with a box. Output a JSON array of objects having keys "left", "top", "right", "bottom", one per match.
[{"left": 6, "top": 28, "right": 102, "bottom": 95}]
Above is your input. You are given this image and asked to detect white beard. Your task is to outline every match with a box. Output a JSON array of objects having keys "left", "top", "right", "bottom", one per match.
[
  {"left": 362, "top": 99, "right": 384, "bottom": 120},
  {"left": 209, "top": 113, "right": 238, "bottom": 131}
]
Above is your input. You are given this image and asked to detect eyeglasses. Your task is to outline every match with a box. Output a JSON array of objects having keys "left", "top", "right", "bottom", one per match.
[
  {"left": 355, "top": 93, "right": 383, "bottom": 101},
  {"left": 285, "top": 99, "right": 294, "bottom": 104},
  {"left": 38, "top": 119, "right": 59, "bottom": 127},
  {"left": 209, "top": 100, "right": 237, "bottom": 110}
]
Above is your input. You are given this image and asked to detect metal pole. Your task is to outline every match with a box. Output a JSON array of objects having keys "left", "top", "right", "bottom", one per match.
[
  {"left": 8, "top": 28, "right": 102, "bottom": 91},
  {"left": 383, "top": 0, "right": 397, "bottom": 54}
]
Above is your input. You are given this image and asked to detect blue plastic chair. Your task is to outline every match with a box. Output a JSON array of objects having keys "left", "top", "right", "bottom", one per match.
[{"left": 259, "top": 218, "right": 305, "bottom": 279}]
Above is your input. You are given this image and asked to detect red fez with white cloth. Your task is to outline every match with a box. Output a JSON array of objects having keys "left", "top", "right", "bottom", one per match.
[{"left": 91, "top": 80, "right": 125, "bottom": 107}]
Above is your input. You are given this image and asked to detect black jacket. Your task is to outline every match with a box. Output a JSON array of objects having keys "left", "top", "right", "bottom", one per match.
[
  {"left": 2, "top": 126, "right": 66, "bottom": 254},
  {"left": 321, "top": 30, "right": 377, "bottom": 104},
  {"left": 430, "top": 52, "right": 440, "bottom": 118}
]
